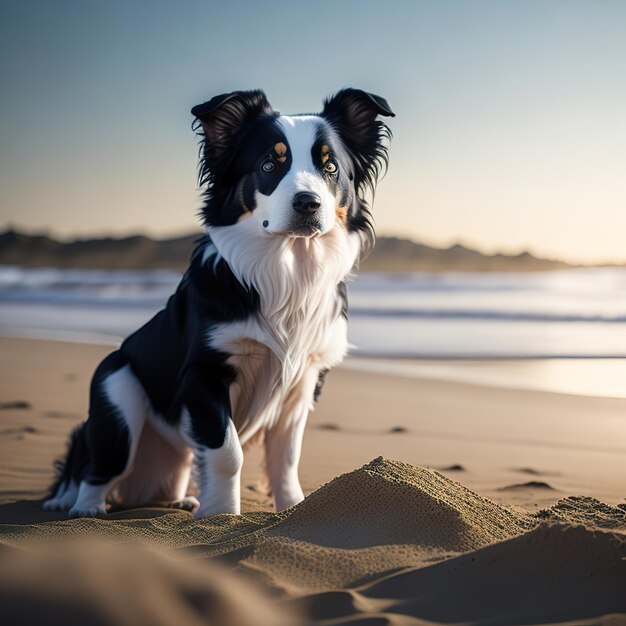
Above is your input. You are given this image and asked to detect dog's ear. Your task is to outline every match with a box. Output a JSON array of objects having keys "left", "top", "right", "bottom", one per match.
[
  {"left": 322, "top": 88, "right": 394, "bottom": 192},
  {"left": 192, "top": 90, "right": 274, "bottom": 157},
  {"left": 321, "top": 88, "right": 394, "bottom": 154}
]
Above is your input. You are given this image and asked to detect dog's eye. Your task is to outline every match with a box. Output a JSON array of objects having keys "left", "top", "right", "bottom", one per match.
[
  {"left": 261, "top": 160, "right": 276, "bottom": 173},
  {"left": 323, "top": 161, "right": 338, "bottom": 175}
]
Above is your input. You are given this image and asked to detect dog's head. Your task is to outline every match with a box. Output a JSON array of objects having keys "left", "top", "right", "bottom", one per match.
[{"left": 191, "top": 89, "right": 394, "bottom": 243}]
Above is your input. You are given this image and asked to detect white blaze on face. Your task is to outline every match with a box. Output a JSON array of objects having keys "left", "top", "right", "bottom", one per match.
[{"left": 254, "top": 116, "right": 337, "bottom": 235}]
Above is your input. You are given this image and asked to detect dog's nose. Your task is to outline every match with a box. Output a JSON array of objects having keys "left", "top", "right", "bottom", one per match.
[{"left": 292, "top": 192, "right": 321, "bottom": 214}]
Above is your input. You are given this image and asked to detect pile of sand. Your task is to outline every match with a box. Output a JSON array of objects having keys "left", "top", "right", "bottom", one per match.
[
  {"left": 289, "top": 524, "right": 626, "bottom": 625},
  {"left": 0, "top": 457, "right": 624, "bottom": 625}
]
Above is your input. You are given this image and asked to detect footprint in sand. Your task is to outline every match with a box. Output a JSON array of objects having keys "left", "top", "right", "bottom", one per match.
[
  {"left": 515, "top": 467, "right": 542, "bottom": 476},
  {"left": 513, "top": 467, "right": 562, "bottom": 478},
  {"left": 246, "top": 484, "right": 272, "bottom": 499},
  {"left": 498, "top": 481, "right": 555, "bottom": 491},
  {"left": 0, "top": 425, "right": 38, "bottom": 439},
  {"left": 0, "top": 401, "right": 31, "bottom": 410},
  {"left": 437, "top": 464, "right": 466, "bottom": 472},
  {"left": 317, "top": 423, "right": 341, "bottom": 431},
  {"left": 44, "top": 410, "right": 82, "bottom": 419}
]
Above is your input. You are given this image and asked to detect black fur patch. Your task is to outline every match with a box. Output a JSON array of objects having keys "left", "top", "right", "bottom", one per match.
[
  {"left": 48, "top": 422, "right": 89, "bottom": 497},
  {"left": 192, "top": 91, "right": 293, "bottom": 226},
  {"left": 180, "top": 362, "right": 235, "bottom": 448},
  {"left": 337, "top": 281, "right": 348, "bottom": 319},
  {"left": 120, "top": 241, "right": 259, "bottom": 424},
  {"left": 215, "top": 118, "right": 294, "bottom": 225},
  {"left": 313, "top": 368, "right": 329, "bottom": 403},
  {"left": 321, "top": 88, "right": 394, "bottom": 251}
]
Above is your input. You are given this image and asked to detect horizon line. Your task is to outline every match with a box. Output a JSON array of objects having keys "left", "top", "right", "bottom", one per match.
[{"left": 2, "top": 223, "right": 626, "bottom": 268}]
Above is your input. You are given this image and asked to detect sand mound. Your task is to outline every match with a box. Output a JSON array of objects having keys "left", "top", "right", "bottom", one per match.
[
  {"left": 269, "top": 457, "right": 530, "bottom": 550},
  {"left": 537, "top": 496, "right": 626, "bottom": 530},
  {"left": 0, "top": 457, "right": 624, "bottom": 624},
  {"left": 241, "top": 457, "right": 532, "bottom": 589},
  {"left": 290, "top": 523, "right": 626, "bottom": 624}
]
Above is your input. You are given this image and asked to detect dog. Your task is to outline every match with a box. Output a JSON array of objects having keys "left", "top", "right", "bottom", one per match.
[{"left": 43, "top": 88, "right": 394, "bottom": 517}]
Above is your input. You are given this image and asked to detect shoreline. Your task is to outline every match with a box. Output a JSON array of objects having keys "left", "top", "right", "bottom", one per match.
[{"left": 3, "top": 331, "right": 626, "bottom": 400}]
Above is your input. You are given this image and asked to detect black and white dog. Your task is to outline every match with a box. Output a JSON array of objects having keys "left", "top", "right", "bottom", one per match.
[{"left": 44, "top": 88, "right": 393, "bottom": 517}]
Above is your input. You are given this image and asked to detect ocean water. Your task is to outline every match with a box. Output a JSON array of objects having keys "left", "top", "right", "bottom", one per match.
[{"left": 2, "top": 266, "right": 626, "bottom": 397}]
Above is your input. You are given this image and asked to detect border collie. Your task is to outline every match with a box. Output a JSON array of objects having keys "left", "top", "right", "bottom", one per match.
[{"left": 43, "top": 88, "right": 394, "bottom": 517}]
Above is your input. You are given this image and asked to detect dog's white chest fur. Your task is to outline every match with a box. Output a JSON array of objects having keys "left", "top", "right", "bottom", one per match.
[
  {"left": 210, "top": 299, "right": 348, "bottom": 445},
  {"left": 204, "top": 220, "right": 359, "bottom": 444}
]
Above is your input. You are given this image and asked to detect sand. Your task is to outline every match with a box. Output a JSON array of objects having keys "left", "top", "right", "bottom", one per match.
[{"left": 0, "top": 336, "right": 625, "bottom": 625}]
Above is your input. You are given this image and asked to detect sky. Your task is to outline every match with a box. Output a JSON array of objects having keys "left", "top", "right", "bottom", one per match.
[{"left": 1, "top": 0, "right": 625, "bottom": 264}]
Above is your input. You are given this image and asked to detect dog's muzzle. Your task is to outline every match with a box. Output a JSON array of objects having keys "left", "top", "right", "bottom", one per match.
[
  {"left": 292, "top": 192, "right": 321, "bottom": 215},
  {"left": 289, "top": 192, "right": 323, "bottom": 236}
]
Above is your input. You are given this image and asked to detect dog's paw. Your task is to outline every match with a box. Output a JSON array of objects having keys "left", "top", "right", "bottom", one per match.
[
  {"left": 193, "top": 504, "right": 239, "bottom": 519},
  {"left": 43, "top": 490, "right": 78, "bottom": 511},
  {"left": 42, "top": 498, "right": 63, "bottom": 511},
  {"left": 179, "top": 496, "right": 200, "bottom": 513},
  {"left": 165, "top": 496, "right": 200, "bottom": 513},
  {"left": 274, "top": 487, "right": 305, "bottom": 512},
  {"left": 68, "top": 503, "right": 106, "bottom": 517}
]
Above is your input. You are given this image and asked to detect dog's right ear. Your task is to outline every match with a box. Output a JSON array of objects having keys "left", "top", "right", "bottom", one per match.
[{"left": 191, "top": 90, "right": 274, "bottom": 157}]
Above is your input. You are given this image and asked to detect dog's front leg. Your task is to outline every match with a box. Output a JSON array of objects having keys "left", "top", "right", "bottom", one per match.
[
  {"left": 265, "top": 367, "right": 326, "bottom": 511},
  {"left": 265, "top": 402, "right": 309, "bottom": 511},
  {"left": 181, "top": 366, "right": 243, "bottom": 517},
  {"left": 190, "top": 417, "right": 243, "bottom": 517}
]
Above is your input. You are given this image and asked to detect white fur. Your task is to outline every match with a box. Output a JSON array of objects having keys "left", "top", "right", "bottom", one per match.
[
  {"left": 103, "top": 365, "right": 149, "bottom": 450},
  {"left": 264, "top": 365, "right": 321, "bottom": 510},
  {"left": 208, "top": 212, "right": 357, "bottom": 389},
  {"left": 207, "top": 220, "right": 356, "bottom": 445},
  {"left": 68, "top": 482, "right": 108, "bottom": 517},
  {"left": 181, "top": 411, "right": 243, "bottom": 516},
  {"left": 42, "top": 479, "right": 79, "bottom": 511}
]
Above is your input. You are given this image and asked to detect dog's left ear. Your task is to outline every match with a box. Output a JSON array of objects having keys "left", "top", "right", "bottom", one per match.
[
  {"left": 192, "top": 90, "right": 275, "bottom": 157},
  {"left": 321, "top": 88, "right": 394, "bottom": 171}
]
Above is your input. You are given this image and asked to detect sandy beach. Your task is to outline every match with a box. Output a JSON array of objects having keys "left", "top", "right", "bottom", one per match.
[{"left": 1, "top": 335, "right": 625, "bottom": 624}]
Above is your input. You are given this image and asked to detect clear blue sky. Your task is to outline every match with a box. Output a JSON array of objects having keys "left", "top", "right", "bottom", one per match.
[{"left": 1, "top": 0, "right": 625, "bottom": 263}]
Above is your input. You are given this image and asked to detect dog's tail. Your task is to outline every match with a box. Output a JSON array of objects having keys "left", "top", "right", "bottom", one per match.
[{"left": 47, "top": 421, "right": 89, "bottom": 498}]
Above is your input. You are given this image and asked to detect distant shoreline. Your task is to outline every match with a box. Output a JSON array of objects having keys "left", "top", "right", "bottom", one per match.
[{"left": 2, "top": 228, "right": 615, "bottom": 273}]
